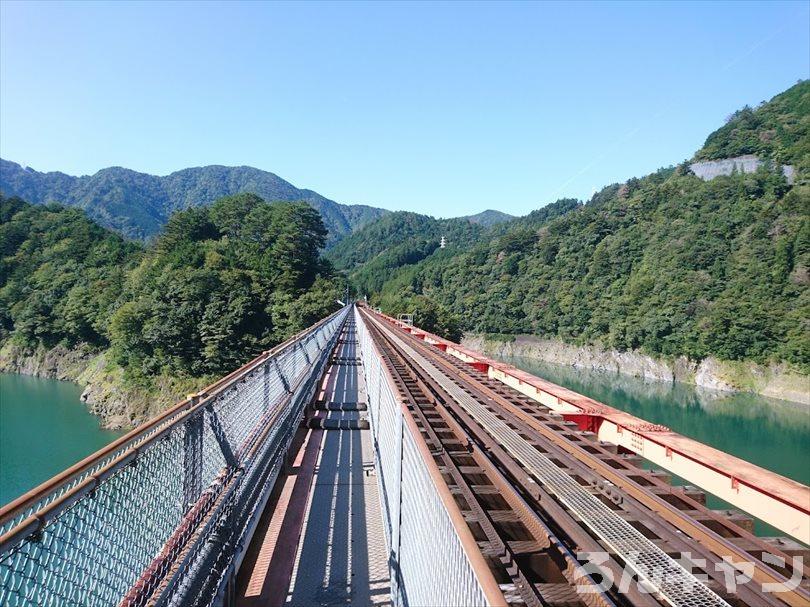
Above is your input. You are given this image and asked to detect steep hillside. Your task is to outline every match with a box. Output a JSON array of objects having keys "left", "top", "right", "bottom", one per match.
[
  {"left": 366, "top": 81, "right": 810, "bottom": 373},
  {"left": 694, "top": 80, "right": 809, "bottom": 171},
  {"left": 326, "top": 211, "right": 492, "bottom": 295},
  {"left": 0, "top": 196, "right": 142, "bottom": 348},
  {"left": 1, "top": 193, "right": 345, "bottom": 426},
  {"left": 328, "top": 200, "right": 579, "bottom": 296},
  {"left": 0, "top": 161, "right": 387, "bottom": 244}
]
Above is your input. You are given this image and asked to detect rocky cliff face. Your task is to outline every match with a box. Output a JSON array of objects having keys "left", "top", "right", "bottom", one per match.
[
  {"left": 689, "top": 155, "right": 795, "bottom": 183},
  {"left": 461, "top": 334, "right": 809, "bottom": 406},
  {"left": 0, "top": 342, "right": 95, "bottom": 380}
]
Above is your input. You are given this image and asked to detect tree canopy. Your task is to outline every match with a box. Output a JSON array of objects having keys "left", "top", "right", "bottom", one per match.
[
  {"left": 337, "top": 82, "right": 810, "bottom": 371},
  {"left": 1, "top": 193, "right": 345, "bottom": 388}
]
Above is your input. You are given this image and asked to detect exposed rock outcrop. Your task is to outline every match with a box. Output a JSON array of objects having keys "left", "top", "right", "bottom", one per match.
[
  {"left": 0, "top": 342, "right": 203, "bottom": 429},
  {"left": 461, "top": 334, "right": 809, "bottom": 406},
  {"left": 689, "top": 155, "right": 795, "bottom": 183}
]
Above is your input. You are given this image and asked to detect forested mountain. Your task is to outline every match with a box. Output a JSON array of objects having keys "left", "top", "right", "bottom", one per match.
[
  {"left": 0, "top": 194, "right": 345, "bottom": 391},
  {"left": 352, "top": 81, "right": 810, "bottom": 371},
  {"left": 694, "top": 80, "right": 809, "bottom": 169},
  {"left": 326, "top": 211, "right": 489, "bottom": 295},
  {"left": 0, "top": 197, "right": 141, "bottom": 349},
  {"left": 0, "top": 160, "right": 387, "bottom": 244},
  {"left": 328, "top": 200, "right": 578, "bottom": 297}
]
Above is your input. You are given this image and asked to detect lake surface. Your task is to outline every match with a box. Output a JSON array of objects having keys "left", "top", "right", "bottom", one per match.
[
  {"left": 0, "top": 372, "right": 123, "bottom": 506},
  {"left": 499, "top": 356, "right": 810, "bottom": 535}
]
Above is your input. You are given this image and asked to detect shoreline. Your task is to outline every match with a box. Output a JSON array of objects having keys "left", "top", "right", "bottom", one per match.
[
  {"left": 0, "top": 342, "right": 204, "bottom": 430},
  {"left": 3, "top": 335, "right": 807, "bottom": 429},
  {"left": 461, "top": 334, "right": 810, "bottom": 407}
]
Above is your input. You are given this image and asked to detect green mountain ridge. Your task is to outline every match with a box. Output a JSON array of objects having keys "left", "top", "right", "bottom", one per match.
[
  {"left": 2, "top": 80, "right": 807, "bottom": 392},
  {"left": 694, "top": 79, "right": 810, "bottom": 168},
  {"left": 0, "top": 160, "right": 388, "bottom": 245},
  {"left": 346, "top": 81, "right": 810, "bottom": 371},
  {"left": 460, "top": 209, "right": 514, "bottom": 226}
]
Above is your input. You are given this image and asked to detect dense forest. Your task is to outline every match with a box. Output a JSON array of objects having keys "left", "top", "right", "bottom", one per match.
[
  {"left": 694, "top": 79, "right": 809, "bottom": 170},
  {"left": 335, "top": 81, "right": 810, "bottom": 371},
  {"left": 0, "top": 193, "right": 345, "bottom": 391}
]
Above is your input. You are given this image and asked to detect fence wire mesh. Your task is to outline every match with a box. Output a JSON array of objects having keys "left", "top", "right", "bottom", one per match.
[
  {"left": 0, "top": 307, "right": 348, "bottom": 607},
  {"left": 356, "top": 309, "right": 491, "bottom": 607}
]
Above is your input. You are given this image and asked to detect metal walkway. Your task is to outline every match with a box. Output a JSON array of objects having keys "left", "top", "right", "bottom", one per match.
[{"left": 235, "top": 320, "right": 391, "bottom": 607}]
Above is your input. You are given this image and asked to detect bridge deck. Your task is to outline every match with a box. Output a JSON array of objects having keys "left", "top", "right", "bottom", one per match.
[{"left": 235, "top": 320, "right": 391, "bottom": 607}]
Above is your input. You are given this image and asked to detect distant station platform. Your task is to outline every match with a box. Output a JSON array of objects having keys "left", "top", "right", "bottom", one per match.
[{"left": 235, "top": 320, "right": 391, "bottom": 607}]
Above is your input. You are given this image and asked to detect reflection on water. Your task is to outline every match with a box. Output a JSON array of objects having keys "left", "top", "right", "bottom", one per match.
[{"left": 500, "top": 357, "right": 810, "bottom": 536}]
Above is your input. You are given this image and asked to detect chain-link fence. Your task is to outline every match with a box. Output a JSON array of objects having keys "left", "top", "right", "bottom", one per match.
[
  {"left": 356, "top": 308, "right": 497, "bottom": 607},
  {"left": 0, "top": 306, "right": 349, "bottom": 607}
]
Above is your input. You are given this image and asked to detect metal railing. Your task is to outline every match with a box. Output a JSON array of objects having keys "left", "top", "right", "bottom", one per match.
[
  {"left": 0, "top": 306, "right": 349, "bottom": 607},
  {"left": 380, "top": 319, "right": 732, "bottom": 607},
  {"left": 356, "top": 308, "right": 502, "bottom": 607}
]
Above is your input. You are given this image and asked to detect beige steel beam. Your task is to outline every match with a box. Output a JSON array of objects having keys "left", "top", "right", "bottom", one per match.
[{"left": 369, "top": 307, "right": 810, "bottom": 545}]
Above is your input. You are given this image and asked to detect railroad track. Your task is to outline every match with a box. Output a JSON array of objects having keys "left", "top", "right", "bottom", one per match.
[{"left": 360, "top": 307, "right": 810, "bottom": 607}]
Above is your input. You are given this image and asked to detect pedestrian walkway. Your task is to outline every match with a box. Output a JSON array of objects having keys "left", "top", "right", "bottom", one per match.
[{"left": 235, "top": 320, "right": 391, "bottom": 607}]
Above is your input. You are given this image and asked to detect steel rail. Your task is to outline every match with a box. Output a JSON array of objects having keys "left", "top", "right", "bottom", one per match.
[
  {"left": 389, "top": 323, "right": 810, "bottom": 607},
  {"left": 358, "top": 308, "right": 509, "bottom": 607},
  {"left": 365, "top": 313, "right": 638, "bottom": 607},
  {"left": 372, "top": 309, "right": 810, "bottom": 543},
  {"left": 374, "top": 325, "right": 545, "bottom": 607},
  {"left": 483, "top": 385, "right": 802, "bottom": 570},
  {"left": 366, "top": 311, "right": 732, "bottom": 607},
  {"left": 367, "top": 308, "right": 810, "bottom": 607},
  {"left": 468, "top": 383, "right": 788, "bottom": 607},
  {"left": 420, "top": 339, "right": 808, "bottom": 578}
]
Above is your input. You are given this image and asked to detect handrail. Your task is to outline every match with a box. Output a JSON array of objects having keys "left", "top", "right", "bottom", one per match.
[
  {"left": 0, "top": 305, "right": 349, "bottom": 607},
  {"left": 0, "top": 307, "right": 341, "bottom": 529}
]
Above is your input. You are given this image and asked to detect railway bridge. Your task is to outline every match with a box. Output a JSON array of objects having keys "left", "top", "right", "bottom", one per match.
[{"left": 1, "top": 304, "right": 808, "bottom": 607}]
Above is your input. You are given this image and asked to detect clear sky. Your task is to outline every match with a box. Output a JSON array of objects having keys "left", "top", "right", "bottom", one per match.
[{"left": 1, "top": 1, "right": 808, "bottom": 217}]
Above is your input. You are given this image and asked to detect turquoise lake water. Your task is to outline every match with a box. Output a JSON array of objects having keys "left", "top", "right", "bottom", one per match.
[
  {"left": 0, "top": 372, "right": 123, "bottom": 506},
  {"left": 500, "top": 356, "right": 810, "bottom": 535}
]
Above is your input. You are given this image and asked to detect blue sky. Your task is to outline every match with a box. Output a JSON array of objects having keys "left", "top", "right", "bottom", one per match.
[{"left": 1, "top": 1, "right": 808, "bottom": 217}]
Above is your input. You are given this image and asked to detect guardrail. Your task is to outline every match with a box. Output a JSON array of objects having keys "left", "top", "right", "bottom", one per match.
[
  {"left": 368, "top": 308, "right": 810, "bottom": 545},
  {"left": 0, "top": 306, "right": 349, "bottom": 607},
  {"left": 356, "top": 308, "right": 505, "bottom": 607}
]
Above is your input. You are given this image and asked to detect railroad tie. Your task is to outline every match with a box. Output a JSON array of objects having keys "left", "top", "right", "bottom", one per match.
[
  {"left": 311, "top": 401, "right": 368, "bottom": 411},
  {"left": 306, "top": 417, "right": 370, "bottom": 430}
]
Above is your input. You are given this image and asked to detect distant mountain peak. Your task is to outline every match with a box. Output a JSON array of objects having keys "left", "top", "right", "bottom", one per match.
[
  {"left": 0, "top": 159, "right": 388, "bottom": 245},
  {"left": 461, "top": 209, "right": 514, "bottom": 226}
]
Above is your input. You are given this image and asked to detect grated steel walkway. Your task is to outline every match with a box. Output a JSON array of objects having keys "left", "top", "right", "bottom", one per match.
[
  {"left": 379, "top": 320, "right": 731, "bottom": 607},
  {"left": 235, "top": 321, "right": 391, "bottom": 607}
]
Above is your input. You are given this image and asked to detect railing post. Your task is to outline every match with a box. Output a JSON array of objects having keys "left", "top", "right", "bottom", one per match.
[
  {"left": 263, "top": 359, "right": 271, "bottom": 413},
  {"left": 183, "top": 395, "right": 204, "bottom": 512},
  {"left": 275, "top": 358, "right": 291, "bottom": 393},
  {"left": 298, "top": 340, "right": 311, "bottom": 365}
]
